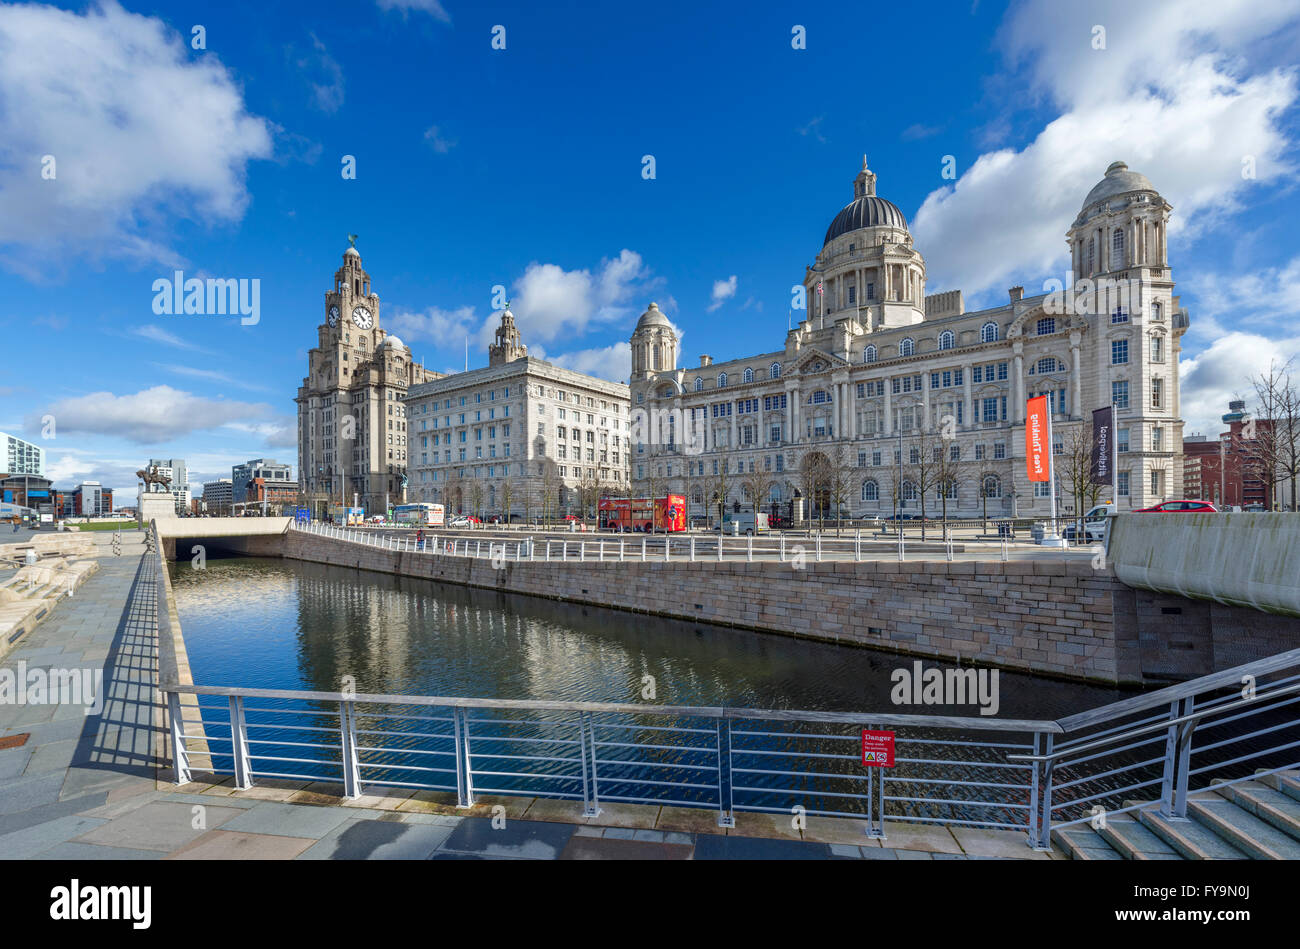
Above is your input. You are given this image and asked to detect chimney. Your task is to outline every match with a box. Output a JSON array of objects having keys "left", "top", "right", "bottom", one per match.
[
  {"left": 700, "top": 355, "right": 712, "bottom": 367},
  {"left": 1009, "top": 286, "right": 1024, "bottom": 302}
]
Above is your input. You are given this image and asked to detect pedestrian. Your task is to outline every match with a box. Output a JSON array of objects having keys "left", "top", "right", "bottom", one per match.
[
  {"left": 416, "top": 528, "right": 424, "bottom": 550},
  {"left": 10, "top": 516, "right": 18, "bottom": 533}
]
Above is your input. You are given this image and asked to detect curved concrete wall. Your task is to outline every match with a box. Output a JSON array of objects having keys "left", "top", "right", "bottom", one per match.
[{"left": 1108, "top": 513, "right": 1300, "bottom": 618}]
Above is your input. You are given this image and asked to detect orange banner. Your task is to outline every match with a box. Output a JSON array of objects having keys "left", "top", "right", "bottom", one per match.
[{"left": 1025, "top": 395, "right": 1050, "bottom": 482}]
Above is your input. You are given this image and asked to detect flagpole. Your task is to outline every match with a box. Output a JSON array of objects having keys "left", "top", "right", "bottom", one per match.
[{"left": 1112, "top": 399, "right": 1119, "bottom": 508}]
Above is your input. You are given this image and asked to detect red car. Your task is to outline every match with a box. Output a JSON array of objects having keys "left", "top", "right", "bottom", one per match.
[{"left": 1134, "top": 500, "right": 1219, "bottom": 513}]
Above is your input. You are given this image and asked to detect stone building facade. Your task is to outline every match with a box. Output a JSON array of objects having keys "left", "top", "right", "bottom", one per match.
[
  {"left": 630, "top": 159, "right": 1190, "bottom": 520},
  {"left": 296, "top": 246, "right": 441, "bottom": 515},
  {"left": 404, "top": 310, "right": 631, "bottom": 519}
]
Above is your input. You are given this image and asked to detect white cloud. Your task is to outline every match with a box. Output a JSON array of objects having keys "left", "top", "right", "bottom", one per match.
[
  {"left": 376, "top": 0, "right": 451, "bottom": 23},
  {"left": 152, "top": 363, "right": 273, "bottom": 393},
  {"left": 423, "top": 124, "right": 457, "bottom": 153},
  {"left": 706, "top": 275, "right": 738, "bottom": 313},
  {"left": 131, "top": 325, "right": 210, "bottom": 352},
  {"left": 27, "top": 385, "right": 275, "bottom": 444},
  {"left": 511, "top": 249, "right": 654, "bottom": 344},
  {"left": 1180, "top": 331, "right": 1300, "bottom": 435},
  {"left": 0, "top": 1, "right": 272, "bottom": 276},
  {"left": 911, "top": 0, "right": 1300, "bottom": 303},
  {"left": 298, "top": 33, "right": 344, "bottom": 113},
  {"left": 1181, "top": 256, "right": 1300, "bottom": 339},
  {"left": 547, "top": 343, "right": 632, "bottom": 384}
]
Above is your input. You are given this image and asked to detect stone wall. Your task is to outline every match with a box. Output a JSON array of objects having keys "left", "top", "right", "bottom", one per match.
[{"left": 279, "top": 531, "right": 1134, "bottom": 684}]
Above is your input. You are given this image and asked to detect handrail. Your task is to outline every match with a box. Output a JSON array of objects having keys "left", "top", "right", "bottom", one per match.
[
  {"left": 161, "top": 682, "right": 1060, "bottom": 734},
  {"left": 1008, "top": 680, "right": 1300, "bottom": 763},
  {"left": 1055, "top": 646, "right": 1300, "bottom": 733}
]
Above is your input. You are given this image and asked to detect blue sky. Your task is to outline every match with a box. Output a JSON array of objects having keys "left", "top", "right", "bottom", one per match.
[{"left": 1, "top": 0, "right": 1298, "bottom": 500}]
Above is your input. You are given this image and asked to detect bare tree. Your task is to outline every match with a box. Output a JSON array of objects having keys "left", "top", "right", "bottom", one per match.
[
  {"left": 499, "top": 472, "right": 515, "bottom": 526},
  {"left": 1057, "top": 422, "right": 1103, "bottom": 534},
  {"left": 1247, "top": 360, "right": 1299, "bottom": 510},
  {"left": 709, "top": 454, "right": 735, "bottom": 530},
  {"left": 740, "top": 466, "right": 775, "bottom": 523},
  {"left": 827, "top": 444, "right": 854, "bottom": 535},
  {"left": 934, "top": 437, "right": 967, "bottom": 529},
  {"left": 470, "top": 481, "right": 485, "bottom": 520},
  {"left": 905, "top": 434, "right": 943, "bottom": 541}
]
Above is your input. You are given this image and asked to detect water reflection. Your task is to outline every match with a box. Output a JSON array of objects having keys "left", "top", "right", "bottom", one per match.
[{"left": 169, "top": 557, "right": 1125, "bottom": 718}]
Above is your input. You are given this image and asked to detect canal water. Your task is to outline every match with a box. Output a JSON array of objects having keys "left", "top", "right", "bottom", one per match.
[{"left": 169, "top": 557, "right": 1126, "bottom": 717}]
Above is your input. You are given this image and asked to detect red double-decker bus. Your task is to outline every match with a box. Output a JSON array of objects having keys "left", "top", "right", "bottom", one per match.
[{"left": 598, "top": 495, "right": 687, "bottom": 532}]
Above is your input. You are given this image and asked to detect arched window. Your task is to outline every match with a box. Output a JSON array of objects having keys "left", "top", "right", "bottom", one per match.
[
  {"left": 864, "top": 345, "right": 877, "bottom": 364},
  {"left": 1036, "top": 357, "right": 1060, "bottom": 374},
  {"left": 981, "top": 322, "right": 999, "bottom": 343},
  {"left": 769, "top": 485, "right": 782, "bottom": 502},
  {"left": 899, "top": 337, "right": 915, "bottom": 357},
  {"left": 694, "top": 377, "right": 703, "bottom": 392},
  {"left": 770, "top": 362, "right": 781, "bottom": 379},
  {"left": 651, "top": 346, "right": 660, "bottom": 370},
  {"left": 812, "top": 389, "right": 832, "bottom": 404},
  {"left": 938, "top": 331, "right": 954, "bottom": 350},
  {"left": 1151, "top": 302, "right": 1162, "bottom": 321},
  {"left": 938, "top": 480, "right": 957, "bottom": 500},
  {"left": 743, "top": 367, "right": 754, "bottom": 384},
  {"left": 982, "top": 475, "right": 1001, "bottom": 499},
  {"left": 861, "top": 479, "right": 879, "bottom": 502},
  {"left": 901, "top": 480, "right": 917, "bottom": 502},
  {"left": 1112, "top": 228, "right": 1125, "bottom": 263},
  {"left": 1036, "top": 317, "right": 1055, "bottom": 336},
  {"left": 691, "top": 488, "right": 703, "bottom": 505},
  {"left": 717, "top": 372, "right": 728, "bottom": 388}
]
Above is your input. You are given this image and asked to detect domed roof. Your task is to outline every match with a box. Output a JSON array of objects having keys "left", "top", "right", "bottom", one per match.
[
  {"left": 822, "top": 157, "right": 908, "bottom": 246},
  {"left": 381, "top": 335, "right": 406, "bottom": 351},
  {"left": 344, "top": 246, "right": 360, "bottom": 258},
  {"left": 1081, "top": 161, "right": 1157, "bottom": 210},
  {"left": 635, "top": 302, "right": 672, "bottom": 331},
  {"left": 823, "top": 196, "right": 909, "bottom": 245}
]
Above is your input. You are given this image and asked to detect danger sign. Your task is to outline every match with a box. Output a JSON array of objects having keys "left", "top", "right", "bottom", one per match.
[{"left": 861, "top": 730, "right": 896, "bottom": 768}]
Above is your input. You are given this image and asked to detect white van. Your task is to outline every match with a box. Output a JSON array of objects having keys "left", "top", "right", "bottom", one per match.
[{"left": 1064, "top": 503, "right": 1116, "bottom": 543}]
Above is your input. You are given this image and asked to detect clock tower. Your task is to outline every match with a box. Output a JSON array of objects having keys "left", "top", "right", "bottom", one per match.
[{"left": 296, "top": 242, "right": 442, "bottom": 517}]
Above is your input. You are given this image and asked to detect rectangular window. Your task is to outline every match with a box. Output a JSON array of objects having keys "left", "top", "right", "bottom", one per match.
[
  {"left": 1150, "top": 470, "right": 1161, "bottom": 495},
  {"left": 1118, "top": 428, "right": 1129, "bottom": 453},
  {"left": 1151, "top": 336, "right": 1163, "bottom": 363},
  {"left": 1112, "top": 339, "right": 1129, "bottom": 365},
  {"left": 1112, "top": 307, "right": 1129, "bottom": 324},
  {"left": 993, "top": 442, "right": 1006, "bottom": 460},
  {"left": 982, "top": 398, "right": 998, "bottom": 423},
  {"left": 1112, "top": 381, "right": 1130, "bottom": 409},
  {"left": 1152, "top": 427, "right": 1163, "bottom": 451},
  {"left": 1118, "top": 471, "right": 1130, "bottom": 496},
  {"left": 1151, "top": 377, "right": 1163, "bottom": 409}
]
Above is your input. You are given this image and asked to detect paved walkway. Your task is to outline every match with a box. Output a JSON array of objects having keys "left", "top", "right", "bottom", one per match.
[{"left": 0, "top": 538, "right": 1066, "bottom": 860}]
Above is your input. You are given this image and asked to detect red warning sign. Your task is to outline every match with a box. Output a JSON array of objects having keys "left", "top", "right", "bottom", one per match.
[{"left": 861, "top": 730, "right": 896, "bottom": 768}]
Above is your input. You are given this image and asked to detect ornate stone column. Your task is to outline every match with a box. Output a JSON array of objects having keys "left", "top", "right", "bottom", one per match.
[
  {"left": 1070, "top": 332, "right": 1082, "bottom": 419},
  {"left": 1012, "top": 340, "right": 1025, "bottom": 422},
  {"left": 883, "top": 377, "right": 893, "bottom": 436}
]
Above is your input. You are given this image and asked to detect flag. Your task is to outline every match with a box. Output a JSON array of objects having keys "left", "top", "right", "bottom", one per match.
[
  {"left": 1090, "top": 406, "right": 1114, "bottom": 485},
  {"left": 1025, "top": 395, "right": 1050, "bottom": 482}
]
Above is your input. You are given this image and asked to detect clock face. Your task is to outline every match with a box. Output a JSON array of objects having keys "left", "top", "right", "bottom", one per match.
[
  {"left": 352, "top": 306, "right": 373, "bottom": 329},
  {"left": 327, "top": 305, "right": 339, "bottom": 327}
]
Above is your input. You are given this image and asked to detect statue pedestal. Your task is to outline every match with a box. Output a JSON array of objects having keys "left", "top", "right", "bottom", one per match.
[{"left": 138, "top": 491, "right": 177, "bottom": 528}]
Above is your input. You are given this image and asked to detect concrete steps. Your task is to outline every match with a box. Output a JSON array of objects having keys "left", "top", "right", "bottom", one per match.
[
  {"left": 1256, "top": 769, "right": 1300, "bottom": 803},
  {"left": 1189, "top": 789, "right": 1300, "bottom": 860},
  {"left": 1135, "top": 803, "right": 1249, "bottom": 859},
  {"left": 1217, "top": 778, "right": 1300, "bottom": 841},
  {"left": 1096, "top": 814, "right": 1182, "bottom": 860},
  {"left": 1054, "top": 773, "right": 1300, "bottom": 860}
]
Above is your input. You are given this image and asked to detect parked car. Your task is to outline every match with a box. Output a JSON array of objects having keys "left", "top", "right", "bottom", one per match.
[
  {"left": 448, "top": 515, "right": 473, "bottom": 528},
  {"left": 1062, "top": 503, "right": 1116, "bottom": 543},
  {"left": 486, "top": 514, "right": 504, "bottom": 524},
  {"left": 1134, "top": 500, "right": 1219, "bottom": 513}
]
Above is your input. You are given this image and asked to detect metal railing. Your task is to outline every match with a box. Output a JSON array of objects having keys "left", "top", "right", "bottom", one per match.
[
  {"left": 152, "top": 522, "right": 1300, "bottom": 848},
  {"left": 289, "top": 519, "right": 1090, "bottom": 564}
]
